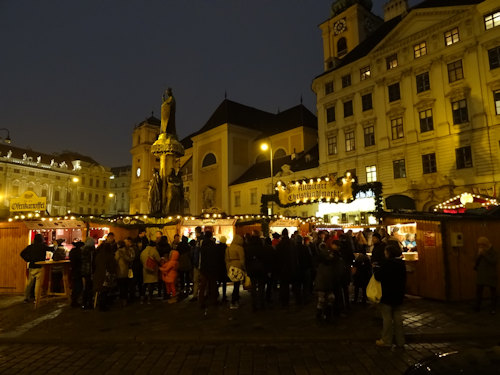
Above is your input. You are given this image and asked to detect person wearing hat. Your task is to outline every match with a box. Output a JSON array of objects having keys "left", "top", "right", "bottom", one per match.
[{"left": 371, "top": 232, "right": 386, "bottom": 266}]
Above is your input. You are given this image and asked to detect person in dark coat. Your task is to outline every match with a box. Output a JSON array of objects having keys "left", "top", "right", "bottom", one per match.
[
  {"left": 20, "top": 233, "right": 49, "bottom": 303},
  {"left": 370, "top": 233, "right": 386, "bottom": 265},
  {"left": 338, "top": 235, "right": 354, "bottom": 310},
  {"left": 92, "top": 242, "right": 117, "bottom": 311},
  {"left": 374, "top": 244, "right": 406, "bottom": 347},
  {"left": 314, "top": 242, "right": 336, "bottom": 321},
  {"left": 177, "top": 235, "right": 192, "bottom": 297},
  {"left": 263, "top": 237, "right": 278, "bottom": 305},
  {"left": 276, "top": 228, "right": 299, "bottom": 307},
  {"left": 69, "top": 241, "right": 85, "bottom": 307},
  {"left": 352, "top": 247, "right": 372, "bottom": 304},
  {"left": 474, "top": 237, "right": 498, "bottom": 314},
  {"left": 215, "top": 236, "right": 228, "bottom": 303},
  {"left": 199, "top": 231, "right": 218, "bottom": 314},
  {"left": 296, "top": 235, "right": 313, "bottom": 305},
  {"left": 80, "top": 237, "right": 96, "bottom": 309},
  {"left": 133, "top": 229, "right": 149, "bottom": 300},
  {"left": 245, "top": 231, "right": 267, "bottom": 311}
]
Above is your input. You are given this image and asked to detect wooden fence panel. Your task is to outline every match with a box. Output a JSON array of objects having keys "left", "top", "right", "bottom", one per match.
[{"left": 0, "top": 222, "right": 30, "bottom": 294}]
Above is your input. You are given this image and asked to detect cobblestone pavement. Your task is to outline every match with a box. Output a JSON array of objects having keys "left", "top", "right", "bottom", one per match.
[
  {"left": 0, "top": 340, "right": 489, "bottom": 375},
  {"left": 0, "top": 289, "right": 498, "bottom": 374}
]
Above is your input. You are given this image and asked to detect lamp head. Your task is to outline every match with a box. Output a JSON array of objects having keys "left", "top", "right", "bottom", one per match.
[{"left": 260, "top": 143, "right": 269, "bottom": 151}]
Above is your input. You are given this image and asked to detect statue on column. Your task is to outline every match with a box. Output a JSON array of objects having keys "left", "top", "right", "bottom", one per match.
[
  {"left": 148, "top": 169, "right": 162, "bottom": 214},
  {"left": 166, "top": 168, "right": 184, "bottom": 214},
  {"left": 161, "top": 88, "right": 176, "bottom": 137}
]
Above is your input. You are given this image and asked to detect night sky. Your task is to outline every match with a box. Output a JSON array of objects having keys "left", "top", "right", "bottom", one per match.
[{"left": 1, "top": 0, "right": 418, "bottom": 168}]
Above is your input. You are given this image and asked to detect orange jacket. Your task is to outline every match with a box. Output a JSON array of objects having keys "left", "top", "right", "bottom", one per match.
[{"left": 159, "top": 250, "right": 179, "bottom": 283}]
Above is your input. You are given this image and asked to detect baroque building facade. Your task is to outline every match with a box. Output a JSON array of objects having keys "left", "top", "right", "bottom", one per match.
[
  {"left": 0, "top": 143, "right": 112, "bottom": 218},
  {"left": 312, "top": 0, "right": 500, "bottom": 211}
]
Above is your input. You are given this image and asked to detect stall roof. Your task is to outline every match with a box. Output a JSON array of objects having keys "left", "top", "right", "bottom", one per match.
[
  {"left": 181, "top": 218, "right": 236, "bottom": 227},
  {"left": 23, "top": 220, "right": 86, "bottom": 230}
]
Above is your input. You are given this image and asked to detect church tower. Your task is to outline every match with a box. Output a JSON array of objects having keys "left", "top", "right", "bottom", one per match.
[{"left": 319, "top": 0, "right": 383, "bottom": 71}]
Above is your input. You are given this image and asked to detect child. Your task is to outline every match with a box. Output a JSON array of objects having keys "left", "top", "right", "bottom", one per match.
[{"left": 160, "top": 250, "right": 179, "bottom": 303}]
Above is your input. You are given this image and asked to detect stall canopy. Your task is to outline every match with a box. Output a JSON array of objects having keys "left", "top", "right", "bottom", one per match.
[
  {"left": 385, "top": 195, "right": 416, "bottom": 211},
  {"left": 23, "top": 219, "right": 86, "bottom": 230},
  {"left": 434, "top": 193, "right": 498, "bottom": 214}
]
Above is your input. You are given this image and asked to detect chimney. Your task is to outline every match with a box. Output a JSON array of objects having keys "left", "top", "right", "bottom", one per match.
[{"left": 384, "top": 0, "right": 408, "bottom": 22}]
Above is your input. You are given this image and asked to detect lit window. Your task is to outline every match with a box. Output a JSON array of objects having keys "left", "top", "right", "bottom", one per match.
[
  {"left": 364, "top": 126, "right": 375, "bottom": 147},
  {"left": 416, "top": 72, "right": 430, "bottom": 93},
  {"left": 447, "top": 60, "right": 463, "bottom": 83},
  {"left": 484, "top": 11, "right": 500, "bottom": 30},
  {"left": 325, "top": 81, "right": 334, "bottom": 95},
  {"left": 391, "top": 118, "right": 404, "bottom": 140},
  {"left": 362, "top": 93, "right": 372, "bottom": 111},
  {"left": 388, "top": 82, "right": 401, "bottom": 102},
  {"left": 414, "top": 42, "right": 427, "bottom": 58},
  {"left": 456, "top": 146, "right": 473, "bottom": 169},
  {"left": 345, "top": 131, "right": 355, "bottom": 152},
  {"left": 386, "top": 54, "right": 398, "bottom": 70},
  {"left": 343, "top": 100, "right": 353, "bottom": 117},
  {"left": 326, "top": 107, "right": 336, "bottom": 123},
  {"left": 234, "top": 191, "right": 241, "bottom": 207},
  {"left": 393, "top": 159, "right": 406, "bottom": 179},
  {"left": 341, "top": 74, "right": 351, "bottom": 88},
  {"left": 360, "top": 66, "right": 371, "bottom": 80},
  {"left": 422, "top": 153, "right": 437, "bottom": 174},
  {"left": 365, "top": 165, "right": 377, "bottom": 182},
  {"left": 494, "top": 90, "right": 500, "bottom": 115},
  {"left": 488, "top": 46, "right": 500, "bottom": 70},
  {"left": 444, "top": 27, "right": 460, "bottom": 46},
  {"left": 328, "top": 136, "right": 337, "bottom": 155},
  {"left": 452, "top": 99, "right": 468, "bottom": 124},
  {"left": 419, "top": 109, "right": 434, "bottom": 133}
]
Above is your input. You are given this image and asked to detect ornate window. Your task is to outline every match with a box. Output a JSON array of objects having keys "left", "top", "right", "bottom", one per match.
[
  {"left": 341, "top": 74, "right": 351, "bottom": 88},
  {"left": 343, "top": 100, "right": 353, "bottom": 117},
  {"left": 485, "top": 11, "right": 500, "bottom": 30},
  {"left": 448, "top": 60, "right": 464, "bottom": 82},
  {"left": 488, "top": 46, "right": 500, "bottom": 70},
  {"left": 365, "top": 165, "right": 377, "bottom": 182},
  {"left": 360, "top": 66, "right": 371, "bottom": 80},
  {"left": 234, "top": 191, "right": 241, "bottom": 207},
  {"left": 325, "top": 81, "right": 334, "bottom": 95},
  {"left": 444, "top": 27, "right": 460, "bottom": 46},
  {"left": 414, "top": 42, "right": 427, "bottom": 58},
  {"left": 388, "top": 82, "right": 401, "bottom": 102},
  {"left": 494, "top": 89, "right": 500, "bottom": 115},
  {"left": 345, "top": 131, "right": 355, "bottom": 152},
  {"left": 326, "top": 107, "right": 336, "bottom": 123},
  {"left": 202, "top": 153, "right": 217, "bottom": 167},
  {"left": 393, "top": 159, "right": 406, "bottom": 179},
  {"left": 419, "top": 109, "right": 434, "bottom": 133},
  {"left": 362, "top": 93, "right": 372, "bottom": 111},
  {"left": 364, "top": 126, "right": 375, "bottom": 147},
  {"left": 327, "top": 136, "right": 337, "bottom": 155},
  {"left": 416, "top": 72, "right": 430, "bottom": 93},
  {"left": 422, "top": 153, "right": 437, "bottom": 174},
  {"left": 391, "top": 118, "right": 404, "bottom": 140},
  {"left": 452, "top": 99, "right": 468, "bottom": 124},
  {"left": 456, "top": 146, "right": 473, "bottom": 169},
  {"left": 386, "top": 54, "right": 398, "bottom": 70},
  {"left": 274, "top": 148, "right": 286, "bottom": 159}
]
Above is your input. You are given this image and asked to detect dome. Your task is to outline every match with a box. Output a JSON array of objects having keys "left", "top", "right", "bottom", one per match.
[{"left": 331, "top": 0, "right": 372, "bottom": 16}]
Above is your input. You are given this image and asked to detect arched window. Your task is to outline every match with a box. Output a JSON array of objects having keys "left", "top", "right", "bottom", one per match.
[
  {"left": 337, "top": 37, "right": 347, "bottom": 56},
  {"left": 273, "top": 148, "right": 287, "bottom": 159},
  {"left": 202, "top": 153, "right": 217, "bottom": 167}
]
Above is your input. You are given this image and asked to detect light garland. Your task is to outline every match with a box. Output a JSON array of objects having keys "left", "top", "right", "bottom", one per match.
[{"left": 434, "top": 193, "right": 498, "bottom": 211}]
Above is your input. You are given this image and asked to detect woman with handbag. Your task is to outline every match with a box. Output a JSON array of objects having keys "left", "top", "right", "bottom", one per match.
[
  {"left": 225, "top": 234, "right": 245, "bottom": 309},
  {"left": 140, "top": 240, "right": 161, "bottom": 304},
  {"left": 373, "top": 244, "right": 406, "bottom": 348}
]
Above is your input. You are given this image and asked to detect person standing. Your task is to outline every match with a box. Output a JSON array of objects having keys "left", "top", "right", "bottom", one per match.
[
  {"left": 80, "top": 237, "right": 96, "bottom": 309},
  {"left": 190, "top": 226, "right": 204, "bottom": 302},
  {"left": 115, "top": 239, "right": 135, "bottom": 307},
  {"left": 215, "top": 236, "right": 228, "bottom": 303},
  {"left": 199, "top": 231, "right": 218, "bottom": 315},
  {"left": 93, "top": 242, "right": 117, "bottom": 311},
  {"left": 20, "top": 234, "right": 49, "bottom": 303},
  {"left": 226, "top": 234, "right": 245, "bottom": 309},
  {"left": 177, "top": 235, "right": 192, "bottom": 297},
  {"left": 140, "top": 240, "right": 161, "bottom": 304},
  {"left": 374, "top": 245, "right": 406, "bottom": 348},
  {"left": 245, "top": 231, "right": 267, "bottom": 311},
  {"left": 276, "top": 228, "right": 299, "bottom": 307},
  {"left": 69, "top": 241, "right": 85, "bottom": 308},
  {"left": 474, "top": 237, "right": 498, "bottom": 314}
]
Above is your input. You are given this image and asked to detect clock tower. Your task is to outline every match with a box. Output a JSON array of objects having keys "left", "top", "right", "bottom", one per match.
[{"left": 320, "top": 0, "right": 383, "bottom": 71}]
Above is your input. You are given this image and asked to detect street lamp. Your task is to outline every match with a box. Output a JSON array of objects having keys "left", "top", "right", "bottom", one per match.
[
  {"left": 0, "top": 128, "right": 11, "bottom": 144},
  {"left": 260, "top": 142, "right": 274, "bottom": 215}
]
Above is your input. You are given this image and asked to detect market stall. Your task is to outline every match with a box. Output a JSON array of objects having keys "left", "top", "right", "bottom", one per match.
[{"left": 180, "top": 217, "right": 236, "bottom": 243}]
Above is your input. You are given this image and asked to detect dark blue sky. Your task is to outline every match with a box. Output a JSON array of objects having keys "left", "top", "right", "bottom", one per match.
[{"left": 0, "top": 0, "right": 417, "bottom": 167}]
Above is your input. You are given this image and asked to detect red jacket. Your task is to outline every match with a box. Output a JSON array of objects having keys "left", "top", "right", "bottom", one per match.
[{"left": 159, "top": 250, "right": 179, "bottom": 283}]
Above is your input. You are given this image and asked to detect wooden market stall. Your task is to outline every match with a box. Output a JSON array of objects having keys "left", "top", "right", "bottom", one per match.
[{"left": 383, "top": 212, "right": 500, "bottom": 301}]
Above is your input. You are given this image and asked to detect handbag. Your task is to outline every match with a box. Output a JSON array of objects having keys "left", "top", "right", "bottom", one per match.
[
  {"left": 227, "top": 265, "right": 245, "bottom": 282},
  {"left": 145, "top": 256, "right": 158, "bottom": 272},
  {"left": 127, "top": 268, "right": 134, "bottom": 279},
  {"left": 366, "top": 274, "right": 382, "bottom": 303},
  {"left": 243, "top": 275, "right": 252, "bottom": 290}
]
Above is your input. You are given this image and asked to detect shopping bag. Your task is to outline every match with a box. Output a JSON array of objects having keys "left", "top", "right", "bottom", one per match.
[
  {"left": 366, "top": 274, "right": 382, "bottom": 303},
  {"left": 243, "top": 275, "right": 252, "bottom": 290},
  {"left": 227, "top": 266, "right": 245, "bottom": 282},
  {"left": 145, "top": 256, "right": 158, "bottom": 272}
]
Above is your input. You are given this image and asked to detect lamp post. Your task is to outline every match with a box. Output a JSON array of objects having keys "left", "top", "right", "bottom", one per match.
[
  {"left": 0, "top": 128, "right": 11, "bottom": 144},
  {"left": 260, "top": 142, "right": 273, "bottom": 215},
  {"left": 108, "top": 193, "right": 117, "bottom": 215}
]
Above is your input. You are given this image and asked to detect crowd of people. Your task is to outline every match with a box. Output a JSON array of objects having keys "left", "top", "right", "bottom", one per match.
[{"left": 19, "top": 226, "right": 497, "bottom": 347}]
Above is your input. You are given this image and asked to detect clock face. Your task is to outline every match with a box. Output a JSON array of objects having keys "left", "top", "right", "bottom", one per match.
[
  {"left": 136, "top": 167, "right": 141, "bottom": 178},
  {"left": 334, "top": 18, "right": 346, "bottom": 35}
]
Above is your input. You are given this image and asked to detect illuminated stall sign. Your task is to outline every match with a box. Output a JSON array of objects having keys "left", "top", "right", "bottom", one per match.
[
  {"left": 277, "top": 175, "right": 353, "bottom": 205},
  {"left": 10, "top": 191, "right": 46, "bottom": 212}
]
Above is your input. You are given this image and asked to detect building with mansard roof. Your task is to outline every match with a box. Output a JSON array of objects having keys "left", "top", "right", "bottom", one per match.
[
  {"left": 0, "top": 143, "right": 112, "bottom": 218},
  {"left": 312, "top": 0, "right": 500, "bottom": 211}
]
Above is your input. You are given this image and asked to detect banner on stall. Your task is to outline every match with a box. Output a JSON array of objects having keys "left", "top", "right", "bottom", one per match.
[
  {"left": 10, "top": 191, "right": 46, "bottom": 212},
  {"left": 277, "top": 176, "right": 353, "bottom": 205}
]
